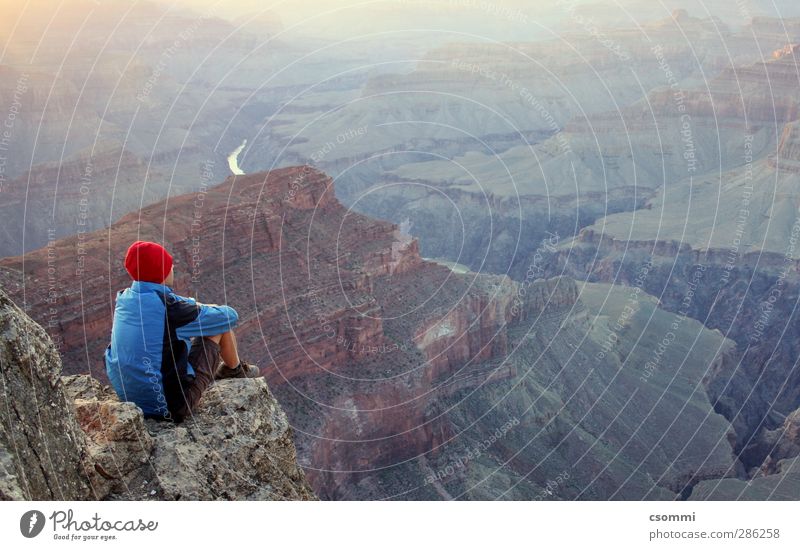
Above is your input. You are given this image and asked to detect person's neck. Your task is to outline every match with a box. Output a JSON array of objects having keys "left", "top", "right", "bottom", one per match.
[{"left": 132, "top": 280, "right": 173, "bottom": 292}]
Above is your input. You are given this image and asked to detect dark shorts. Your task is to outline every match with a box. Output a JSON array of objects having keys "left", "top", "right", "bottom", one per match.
[{"left": 172, "top": 337, "right": 221, "bottom": 422}]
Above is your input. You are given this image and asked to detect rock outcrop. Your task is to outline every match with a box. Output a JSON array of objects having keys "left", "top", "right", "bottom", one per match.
[
  {"left": 741, "top": 408, "right": 800, "bottom": 477},
  {"left": 0, "top": 288, "right": 315, "bottom": 501},
  {"left": 64, "top": 375, "right": 315, "bottom": 501},
  {"left": 0, "top": 290, "right": 92, "bottom": 500}
]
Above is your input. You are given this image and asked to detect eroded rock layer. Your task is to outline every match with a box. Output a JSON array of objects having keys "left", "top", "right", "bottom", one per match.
[{"left": 0, "top": 167, "right": 751, "bottom": 499}]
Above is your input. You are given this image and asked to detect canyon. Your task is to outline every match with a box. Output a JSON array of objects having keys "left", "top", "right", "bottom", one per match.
[
  {"left": 0, "top": 165, "right": 773, "bottom": 499},
  {"left": 0, "top": 0, "right": 418, "bottom": 257},
  {"left": 525, "top": 41, "right": 800, "bottom": 498},
  {"left": 2, "top": 1, "right": 800, "bottom": 501},
  {"left": 240, "top": 13, "right": 800, "bottom": 283},
  {"left": 232, "top": 19, "right": 800, "bottom": 499}
]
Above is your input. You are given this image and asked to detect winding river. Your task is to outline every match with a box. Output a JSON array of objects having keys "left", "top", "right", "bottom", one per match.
[{"left": 227, "top": 139, "right": 247, "bottom": 175}]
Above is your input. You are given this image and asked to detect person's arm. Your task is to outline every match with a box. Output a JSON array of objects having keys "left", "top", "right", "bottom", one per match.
[{"left": 165, "top": 293, "right": 239, "bottom": 339}]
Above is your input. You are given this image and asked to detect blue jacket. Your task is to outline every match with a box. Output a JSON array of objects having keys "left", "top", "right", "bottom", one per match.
[{"left": 104, "top": 281, "right": 239, "bottom": 420}]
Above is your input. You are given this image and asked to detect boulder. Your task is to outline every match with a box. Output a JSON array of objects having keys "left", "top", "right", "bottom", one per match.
[{"left": 144, "top": 378, "right": 316, "bottom": 501}]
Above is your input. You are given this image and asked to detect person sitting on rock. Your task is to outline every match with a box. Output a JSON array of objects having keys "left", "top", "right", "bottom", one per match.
[{"left": 104, "top": 240, "right": 261, "bottom": 423}]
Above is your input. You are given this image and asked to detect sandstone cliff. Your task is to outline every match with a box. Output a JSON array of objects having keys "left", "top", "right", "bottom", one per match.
[{"left": 0, "top": 288, "right": 315, "bottom": 501}]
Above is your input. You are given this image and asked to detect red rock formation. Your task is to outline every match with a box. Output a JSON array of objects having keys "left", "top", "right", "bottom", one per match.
[{"left": 0, "top": 166, "right": 560, "bottom": 498}]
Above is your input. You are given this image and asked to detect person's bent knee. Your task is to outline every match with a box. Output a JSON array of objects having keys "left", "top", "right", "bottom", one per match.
[{"left": 205, "top": 333, "right": 223, "bottom": 344}]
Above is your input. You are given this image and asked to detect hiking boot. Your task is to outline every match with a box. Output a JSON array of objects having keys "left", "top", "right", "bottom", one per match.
[{"left": 215, "top": 361, "right": 262, "bottom": 380}]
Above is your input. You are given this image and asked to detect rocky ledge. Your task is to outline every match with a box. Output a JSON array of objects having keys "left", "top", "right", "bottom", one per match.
[{"left": 0, "top": 289, "right": 316, "bottom": 501}]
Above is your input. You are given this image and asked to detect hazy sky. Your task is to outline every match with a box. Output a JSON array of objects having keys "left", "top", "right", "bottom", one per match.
[
  {"left": 166, "top": 0, "right": 566, "bottom": 42},
  {"left": 175, "top": 0, "right": 556, "bottom": 22},
  {"left": 173, "top": 0, "right": 800, "bottom": 23},
  {"left": 5, "top": 0, "right": 794, "bottom": 43}
]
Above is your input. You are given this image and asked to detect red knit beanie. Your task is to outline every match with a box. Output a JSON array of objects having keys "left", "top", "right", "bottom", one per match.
[{"left": 124, "top": 241, "right": 173, "bottom": 283}]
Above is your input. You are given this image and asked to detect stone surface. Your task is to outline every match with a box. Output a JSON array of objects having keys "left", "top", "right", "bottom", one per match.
[
  {"left": 742, "top": 408, "right": 800, "bottom": 477},
  {"left": 63, "top": 375, "right": 154, "bottom": 499},
  {"left": 144, "top": 379, "right": 315, "bottom": 501},
  {"left": 0, "top": 289, "right": 92, "bottom": 500},
  {"left": 64, "top": 374, "right": 316, "bottom": 501},
  {"left": 0, "top": 288, "right": 315, "bottom": 501}
]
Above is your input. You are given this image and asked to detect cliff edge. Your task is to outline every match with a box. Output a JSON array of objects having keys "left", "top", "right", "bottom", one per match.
[{"left": 0, "top": 289, "right": 316, "bottom": 501}]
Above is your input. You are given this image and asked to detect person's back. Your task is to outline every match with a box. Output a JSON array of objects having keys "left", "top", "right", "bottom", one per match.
[{"left": 105, "top": 241, "right": 261, "bottom": 422}]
